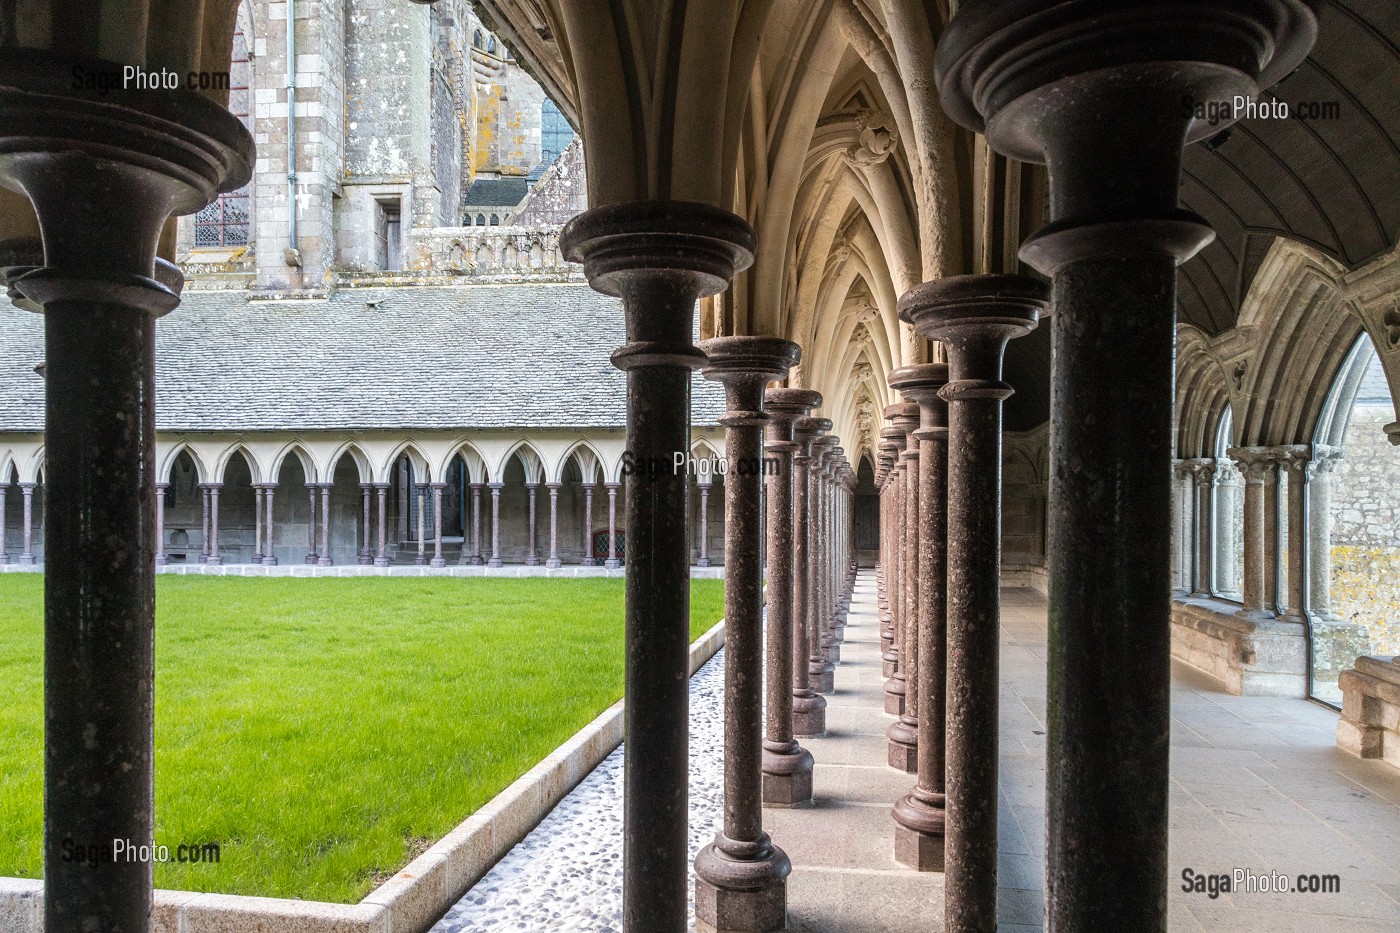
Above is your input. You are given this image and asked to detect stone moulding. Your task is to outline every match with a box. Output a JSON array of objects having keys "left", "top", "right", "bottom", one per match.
[
  {"left": 0, "top": 619, "right": 728, "bottom": 933},
  {"left": 1170, "top": 596, "right": 1307, "bottom": 697},
  {"left": 1338, "top": 655, "right": 1400, "bottom": 768}
]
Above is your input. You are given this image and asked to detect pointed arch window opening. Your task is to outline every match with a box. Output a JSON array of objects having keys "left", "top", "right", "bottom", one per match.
[{"left": 194, "top": 25, "right": 250, "bottom": 247}]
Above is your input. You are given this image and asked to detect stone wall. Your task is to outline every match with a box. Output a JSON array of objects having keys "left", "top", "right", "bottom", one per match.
[
  {"left": 406, "top": 225, "right": 581, "bottom": 281},
  {"left": 1331, "top": 404, "right": 1400, "bottom": 655},
  {"left": 513, "top": 139, "right": 587, "bottom": 227},
  {"left": 1002, "top": 430, "right": 1047, "bottom": 564}
]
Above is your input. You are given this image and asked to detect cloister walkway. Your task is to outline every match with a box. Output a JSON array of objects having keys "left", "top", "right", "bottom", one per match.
[{"left": 437, "top": 571, "right": 1400, "bottom": 931}]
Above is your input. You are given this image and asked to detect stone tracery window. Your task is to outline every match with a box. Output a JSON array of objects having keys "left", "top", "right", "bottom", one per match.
[{"left": 193, "top": 25, "right": 251, "bottom": 247}]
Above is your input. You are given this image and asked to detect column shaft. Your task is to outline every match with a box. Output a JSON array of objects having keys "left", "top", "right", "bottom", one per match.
[
  {"left": 318, "top": 484, "right": 333, "bottom": 566},
  {"left": 376, "top": 484, "right": 389, "bottom": 566},
  {"left": 263, "top": 486, "right": 278, "bottom": 565},
  {"left": 431, "top": 484, "right": 446, "bottom": 568}
]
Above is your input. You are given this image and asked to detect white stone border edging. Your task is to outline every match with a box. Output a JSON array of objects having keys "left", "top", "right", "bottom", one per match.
[{"left": 0, "top": 618, "right": 727, "bottom": 933}]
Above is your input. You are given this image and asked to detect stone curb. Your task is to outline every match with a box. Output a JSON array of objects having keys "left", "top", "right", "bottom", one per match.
[
  {"left": 1, "top": 564, "right": 726, "bottom": 580},
  {"left": 0, "top": 619, "right": 727, "bottom": 933}
]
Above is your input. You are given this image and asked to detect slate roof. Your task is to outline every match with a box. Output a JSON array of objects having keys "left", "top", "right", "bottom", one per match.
[
  {"left": 0, "top": 284, "right": 726, "bottom": 433},
  {"left": 463, "top": 176, "right": 530, "bottom": 208}
]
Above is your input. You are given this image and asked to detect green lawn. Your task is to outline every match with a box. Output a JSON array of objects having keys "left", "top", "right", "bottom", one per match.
[{"left": 0, "top": 575, "right": 723, "bottom": 902}]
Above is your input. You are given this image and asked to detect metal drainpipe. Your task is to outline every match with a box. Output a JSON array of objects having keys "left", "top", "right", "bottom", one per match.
[{"left": 285, "top": 0, "right": 300, "bottom": 268}]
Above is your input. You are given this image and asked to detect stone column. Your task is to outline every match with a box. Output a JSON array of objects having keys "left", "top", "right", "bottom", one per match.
[
  {"left": 1228, "top": 448, "right": 1277, "bottom": 619},
  {"left": 1214, "top": 458, "right": 1242, "bottom": 598},
  {"left": 877, "top": 440, "right": 899, "bottom": 665},
  {"left": 1307, "top": 446, "right": 1346, "bottom": 621},
  {"left": 489, "top": 482, "right": 505, "bottom": 567},
  {"left": 359, "top": 484, "right": 374, "bottom": 564},
  {"left": 546, "top": 483, "right": 562, "bottom": 569},
  {"left": 207, "top": 483, "right": 223, "bottom": 565},
  {"left": 762, "top": 388, "right": 820, "bottom": 806},
  {"left": 901, "top": 275, "right": 1047, "bottom": 931},
  {"left": 154, "top": 484, "right": 168, "bottom": 566},
  {"left": 887, "top": 393, "right": 923, "bottom": 772},
  {"left": 430, "top": 483, "right": 447, "bottom": 568},
  {"left": 252, "top": 485, "right": 264, "bottom": 564},
  {"left": 604, "top": 482, "right": 621, "bottom": 569},
  {"left": 1277, "top": 446, "right": 1310, "bottom": 622},
  {"left": 809, "top": 436, "right": 837, "bottom": 694},
  {"left": 1, "top": 62, "right": 252, "bottom": 930},
  {"left": 524, "top": 483, "right": 541, "bottom": 566},
  {"left": 696, "top": 482, "right": 712, "bottom": 567},
  {"left": 792, "top": 415, "right": 829, "bottom": 736},
  {"left": 819, "top": 452, "right": 840, "bottom": 663},
  {"left": 694, "top": 336, "right": 799, "bottom": 932},
  {"left": 263, "top": 486, "right": 279, "bottom": 566},
  {"left": 199, "top": 483, "right": 212, "bottom": 563},
  {"left": 18, "top": 483, "right": 36, "bottom": 565},
  {"left": 889, "top": 363, "right": 951, "bottom": 869},
  {"left": 375, "top": 484, "right": 390, "bottom": 567},
  {"left": 1264, "top": 461, "right": 1282, "bottom": 613},
  {"left": 934, "top": 7, "right": 1310, "bottom": 929},
  {"left": 581, "top": 484, "right": 596, "bottom": 565},
  {"left": 411, "top": 487, "right": 425, "bottom": 565},
  {"left": 469, "top": 482, "right": 484, "bottom": 565},
  {"left": 305, "top": 485, "right": 319, "bottom": 565},
  {"left": 318, "top": 484, "right": 333, "bottom": 567},
  {"left": 1171, "top": 461, "right": 1193, "bottom": 595},
  {"left": 0, "top": 482, "right": 6, "bottom": 564},
  {"left": 1187, "top": 459, "right": 1217, "bottom": 597},
  {"left": 562, "top": 201, "right": 755, "bottom": 932},
  {"left": 883, "top": 415, "right": 913, "bottom": 713}
]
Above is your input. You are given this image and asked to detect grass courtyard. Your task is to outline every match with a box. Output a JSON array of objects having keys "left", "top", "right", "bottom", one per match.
[{"left": 0, "top": 575, "right": 724, "bottom": 902}]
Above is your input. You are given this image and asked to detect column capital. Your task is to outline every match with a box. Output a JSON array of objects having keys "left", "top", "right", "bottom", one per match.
[
  {"left": 765, "top": 388, "right": 822, "bottom": 452},
  {"left": 604, "top": 481, "right": 621, "bottom": 490},
  {"left": 546, "top": 482, "right": 562, "bottom": 491},
  {"left": 795, "top": 416, "right": 831, "bottom": 461},
  {"left": 1307, "top": 444, "right": 1345, "bottom": 477},
  {"left": 489, "top": 481, "right": 505, "bottom": 491},
  {"left": 1226, "top": 446, "right": 1279, "bottom": 483},
  {"left": 700, "top": 336, "right": 801, "bottom": 427},
  {"left": 889, "top": 363, "right": 951, "bottom": 440},
  {"left": 899, "top": 275, "right": 1047, "bottom": 396}
]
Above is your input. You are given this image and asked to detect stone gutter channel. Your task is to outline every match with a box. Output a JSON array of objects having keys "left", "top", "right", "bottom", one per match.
[{"left": 0, "top": 619, "right": 728, "bottom": 932}]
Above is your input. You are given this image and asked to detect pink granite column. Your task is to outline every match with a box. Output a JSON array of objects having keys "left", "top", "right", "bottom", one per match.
[
  {"left": 199, "top": 483, "right": 211, "bottom": 563},
  {"left": 305, "top": 485, "right": 319, "bottom": 564},
  {"left": 809, "top": 436, "right": 837, "bottom": 694},
  {"left": 154, "top": 484, "right": 168, "bottom": 566},
  {"left": 1228, "top": 448, "right": 1275, "bottom": 620},
  {"left": 262, "top": 485, "right": 279, "bottom": 566},
  {"left": 887, "top": 397, "right": 922, "bottom": 771},
  {"left": 604, "top": 482, "right": 620, "bottom": 569},
  {"left": 581, "top": 483, "right": 596, "bottom": 566},
  {"left": 523, "top": 483, "right": 540, "bottom": 567},
  {"left": 317, "top": 484, "right": 333, "bottom": 566},
  {"left": 252, "top": 485, "right": 264, "bottom": 563},
  {"left": 546, "top": 483, "right": 562, "bottom": 569},
  {"left": 792, "top": 415, "right": 829, "bottom": 735},
  {"left": 207, "top": 483, "right": 223, "bottom": 565},
  {"left": 488, "top": 482, "right": 504, "bottom": 568},
  {"left": 469, "top": 482, "right": 485, "bottom": 565},
  {"left": 18, "top": 484, "right": 36, "bottom": 565},
  {"left": 375, "top": 484, "right": 390, "bottom": 567},
  {"left": 430, "top": 483, "right": 447, "bottom": 568},
  {"left": 359, "top": 484, "right": 374, "bottom": 564},
  {"left": 415, "top": 487, "right": 428, "bottom": 566},
  {"left": 696, "top": 482, "right": 711, "bottom": 567}
]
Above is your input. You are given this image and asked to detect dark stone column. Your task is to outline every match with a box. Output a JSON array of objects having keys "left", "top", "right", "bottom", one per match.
[
  {"left": 546, "top": 483, "right": 562, "bottom": 569},
  {"left": 888, "top": 394, "right": 922, "bottom": 771},
  {"left": 359, "top": 484, "right": 374, "bottom": 565},
  {"left": 525, "top": 483, "right": 541, "bottom": 566},
  {"left": 563, "top": 201, "right": 755, "bottom": 933},
  {"left": 604, "top": 482, "right": 621, "bottom": 569},
  {"left": 818, "top": 453, "right": 840, "bottom": 664},
  {"left": 809, "top": 435, "right": 837, "bottom": 695},
  {"left": 792, "top": 414, "right": 829, "bottom": 736},
  {"left": 694, "top": 336, "right": 799, "bottom": 933},
  {"left": 414, "top": 487, "right": 428, "bottom": 566},
  {"left": 18, "top": 483, "right": 36, "bottom": 565},
  {"left": 488, "top": 482, "right": 504, "bottom": 568},
  {"left": 581, "top": 484, "right": 596, "bottom": 565},
  {"left": 762, "top": 388, "right": 820, "bottom": 806},
  {"left": 303, "top": 485, "right": 317, "bottom": 564},
  {"left": 697, "top": 483, "right": 711, "bottom": 567},
  {"left": 317, "top": 484, "right": 333, "bottom": 567},
  {"left": 0, "top": 56, "right": 252, "bottom": 932},
  {"left": 888, "top": 364, "right": 951, "bottom": 870},
  {"left": 935, "top": 6, "right": 1311, "bottom": 928},
  {"left": 207, "top": 483, "right": 223, "bottom": 565},
  {"left": 375, "top": 484, "right": 390, "bottom": 567},
  {"left": 883, "top": 415, "right": 913, "bottom": 715},
  {"left": 154, "top": 484, "right": 168, "bottom": 566},
  {"left": 468, "top": 482, "right": 484, "bottom": 565},
  {"left": 901, "top": 275, "right": 1047, "bottom": 931},
  {"left": 263, "top": 486, "right": 279, "bottom": 566},
  {"left": 430, "top": 483, "right": 447, "bottom": 568},
  {"left": 877, "top": 442, "right": 898, "bottom": 666}
]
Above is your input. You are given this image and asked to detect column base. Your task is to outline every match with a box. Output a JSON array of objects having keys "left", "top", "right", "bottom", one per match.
[
  {"left": 262, "top": 556, "right": 279, "bottom": 567},
  {"left": 884, "top": 676, "right": 906, "bottom": 716},
  {"left": 18, "top": 555, "right": 37, "bottom": 566},
  {"left": 581, "top": 557, "right": 596, "bottom": 566},
  {"left": 811, "top": 663, "right": 835, "bottom": 695},
  {"left": 430, "top": 557, "right": 447, "bottom": 568},
  {"left": 488, "top": 558, "right": 504, "bottom": 568},
  {"left": 792, "top": 691, "right": 827, "bottom": 737},
  {"left": 546, "top": 558, "right": 561, "bottom": 569},
  {"left": 154, "top": 555, "right": 167, "bottom": 566},
  {"left": 358, "top": 555, "right": 374, "bottom": 566},
  {"left": 1235, "top": 606, "right": 1277, "bottom": 622},
  {"left": 317, "top": 557, "right": 333, "bottom": 567},
  {"left": 761, "top": 742, "right": 814, "bottom": 807},
  {"left": 822, "top": 641, "right": 841, "bottom": 665},
  {"left": 373, "top": 557, "right": 389, "bottom": 568},
  {"left": 469, "top": 555, "right": 485, "bottom": 566},
  {"left": 604, "top": 558, "right": 620, "bottom": 569},
  {"left": 887, "top": 718, "right": 918, "bottom": 772},
  {"left": 524, "top": 556, "right": 540, "bottom": 567},
  {"left": 414, "top": 556, "right": 428, "bottom": 566},
  {"left": 694, "top": 837, "right": 790, "bottom": 933},
  {"left": 304, "top": 555, "right": 318, "bottom": 565},
  {"left": 207, "top": 555, "right": 223, "bottom": 566},
  {"left": 892, "top": 790, "right": 947, "bottom": 872},
  {"left": 697, "top": 557, "right": 711, "bottom": 568}
]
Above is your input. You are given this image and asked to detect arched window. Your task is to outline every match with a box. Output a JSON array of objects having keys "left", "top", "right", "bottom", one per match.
[
  {"left": 193, "top": 24, "right": 250, "bottom": 247},
  {"left": 1308, "top": 333, "right": 1396, "bottom": 704},
  {"left": 472, "top": 30, "right": 483, "bottom": 49},
  {"left": 487, "top": 36, "right": 497, "bottom": 54},
  {"left": 476, "top": 213, "right": 486, "bottom": 226}
]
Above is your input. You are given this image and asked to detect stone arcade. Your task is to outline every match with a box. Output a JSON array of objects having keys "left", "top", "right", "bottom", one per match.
[{"left": 3, "top": 1, "right": 1400, "bottom": 932}]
